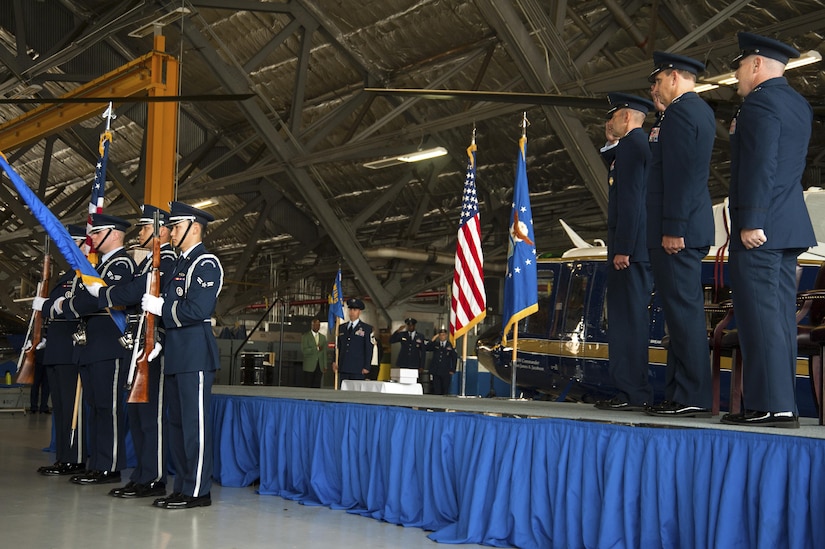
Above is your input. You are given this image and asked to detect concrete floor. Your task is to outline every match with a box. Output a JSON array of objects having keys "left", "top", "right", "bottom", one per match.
[{"left": 0, "top": 411, "right": 481, "bottom": 549}]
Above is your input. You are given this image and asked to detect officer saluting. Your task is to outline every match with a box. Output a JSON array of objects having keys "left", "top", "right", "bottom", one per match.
[
  {"left": 65, "top": 213, "right": 137, "bottom": 485},
  {"left": 88, "top": 205, "right": 178, "bottom": 498},
  {"left": 426, "top": 329, "right": 457, "bottom": 395},
  {"left": 390, "top": 317, "right": 426, "bottom": 370},
  {"left": 141, "top": 201, "right": 224, "bottom": 509},
  {"left": 333, "top": 298, "right": 376, "bottom": 383}
]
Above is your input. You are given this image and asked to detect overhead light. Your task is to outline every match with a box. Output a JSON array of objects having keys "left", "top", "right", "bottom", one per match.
[
  {"left": 128, "top": 7, "right": 191, "bottom": 38},
  {"left": 191, "top": 199, "right": 218, "bottom": 209},
  {"left": 363, "top": 146, "right": 448, "bottom": 169},
  {"left": 697, "top": 50, "right": 822, "bottom": 94}
]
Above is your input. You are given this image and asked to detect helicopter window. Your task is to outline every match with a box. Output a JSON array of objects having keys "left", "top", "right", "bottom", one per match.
[
  {"left": 523, "top": 271, "right": 554, "bottom": 335},
  {"left": 563, "top": 270, "right": 588, "bottom": 334}
]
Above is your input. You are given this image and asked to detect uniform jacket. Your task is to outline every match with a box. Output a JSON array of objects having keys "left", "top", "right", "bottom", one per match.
[
  {"left": 63, "top": 248, "right": 136, "bottom": 362},
  {"left": 426, "top": 339, "right": 457, "bottom": 375},
  {"left": 41, "top": 270, "right": 81, "bottom": 366},
  {"left": 606, "top": 127, "right": 652, "bottom": 262},
  {"left": 159, "top": 242, "right": 223, "bottom": 375},
  {"left": 728, "top": 76, "right": 815, "bottom": 251},
  {"left": 646, "top": 91, "right": 716, "bottom": 249},
  {"left": 337, "top": 320, "right": 375, "bottom": 374},
  {"left": 301, "top": 330, "right": 328, "bottom": 372},
  {"left": 389, "top": 329, "right": 427, "bottom": 369}
]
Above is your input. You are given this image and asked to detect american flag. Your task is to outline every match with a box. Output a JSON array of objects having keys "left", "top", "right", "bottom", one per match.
[
  {"left": 449, "top": 142, "right": 486, "bottom": 345},
  {"left": 83, "top": 130, "right": 112, "bottom": 265},
  {"left": 502, "top": 134, "right": 538, "bottom": 344}
]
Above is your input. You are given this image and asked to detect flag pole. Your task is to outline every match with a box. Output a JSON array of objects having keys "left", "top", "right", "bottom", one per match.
[
  {"left": 333, "top": 316, "right": 340, "bottom": 391},
  {"left": 510, "top": 324, "right": 519, "bottom": 400},
  {"left": 459, "top": 334, "right": 468, "bottom": 397}
]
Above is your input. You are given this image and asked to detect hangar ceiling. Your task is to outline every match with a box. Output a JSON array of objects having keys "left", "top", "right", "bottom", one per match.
[{"left": 0, "top": 0, "right": 822, "bottom": 327}]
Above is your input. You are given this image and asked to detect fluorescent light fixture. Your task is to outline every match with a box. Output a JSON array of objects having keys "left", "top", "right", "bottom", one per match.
[
  {"left": 129, "top": 7, "right": 191, "bottom": 38},
  {"left": 191, "top": 199, "right": 218, "bottom": 209},
  {"left": 697, "top": 50, "right": 821, "bottom": 94},
  {"left": 363, "top": 146, "right": 448, "bottom": 169}
]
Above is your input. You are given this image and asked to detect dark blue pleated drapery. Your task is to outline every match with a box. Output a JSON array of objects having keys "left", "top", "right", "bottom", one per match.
[{"left": 212, "top": 394, "right": 825, "bottom": 548}]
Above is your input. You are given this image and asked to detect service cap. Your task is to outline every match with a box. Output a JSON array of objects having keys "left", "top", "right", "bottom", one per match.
[
  {"left": 648, "top": 51, "right": 706, "bottom": 82},
  {"left": 346, "top": 298, "right": 365, "bottom": 310},
  {"left": 731, "top": 32, "right": 800, "bottom": 69},
  {"left": 168, "top": 201, "right": 215, "bottom": 226},
  {"left": 606, "top": 92, "right": 655, "bottom": 118},
  {"left": 89, "top": 213, "right": 131, "bottom": 233}
]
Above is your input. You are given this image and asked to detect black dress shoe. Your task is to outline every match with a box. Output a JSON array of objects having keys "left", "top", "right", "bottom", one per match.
[
  {"left": 120, "top": 481, "right": 166, "bottom": 499},
  {"left": 160, "top": 493, "right": 212, "bottom": 510},
  {"left": 152, "top": 492, "right": 182, "bottom": 508},
  {"left": 721, "top": 410, "right": 799, "bottom": 429},
  {"left": 645, "top": 400, "right": 712, "bottom": 418},
  {"left": 109, "top": 481, "right": 137, "bottom": 497},
  {"left": 42, "top": 462, "right": 85, "bottom": 476},
  {"left": 594, "top": 397, "right": 646, "bottom": 412},
  {"left": 38, "top": 461, "right": 60, "bottom": 474},
  {"left": 70, "top": 470, "right": 121, "bottom": 485}
]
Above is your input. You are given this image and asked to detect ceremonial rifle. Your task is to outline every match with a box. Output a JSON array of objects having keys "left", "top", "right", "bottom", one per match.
[
  {"left": 16, "top": 240, "right": 50, "bottom": 384},
  {"left": 127, "top": 211, "right": 160, "bottom": 403}
]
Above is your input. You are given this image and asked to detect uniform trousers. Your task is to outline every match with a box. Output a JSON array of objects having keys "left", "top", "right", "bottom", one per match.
[
  {"left": 165, "top": 370, "right": 214, "bottom": 497},
  {"left": 649, "top": 246, "right": 712, "bottom": 408},
  {"left": 431, "top": 372, "right": 452, "bottom": 395},
  {"left": 730, "top": 248, "right": 801, "bottom": 413},
  {"left": 606, "top": 260, "right": 654, "bottom": 405},
  {"left": 45, "top": 364, "right": 84, "bottom": 464},
  {"left": 79, "top": 358, "right": 128, "bottom": 472},
  {"left": 127, "top": 356, "right": 166, "bottom": 484}
]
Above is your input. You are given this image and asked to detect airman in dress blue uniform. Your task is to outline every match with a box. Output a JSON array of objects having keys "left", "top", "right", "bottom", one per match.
[
  {"left": 721, "top": 33, "right": 816, "bottom": 429},
  {"left": 595, "top": 93, "right": 655, "bottom": 411},
  {"left": 142, "top": 201, "right": 223, "bottom": 509},
  {"left": 333, "top": 298, "right": 376, "bottom": 382},
  {"left": 645, "top": 52, "right": 716, "bottom": 418},
  {"left": 426, "top": 329, "right": 457, "bottom": 395},
  {"left": 64, "top": 214, "right": 137, "bottom": 485},
  {"left": 35, "top": 224, "right": 87, "bottom": 476},
  {"left": 390, "top": 317, "right": 427, "bottom": 370},
  {"left": 89, "top": 205, "right": 178, "bottom": 496}
]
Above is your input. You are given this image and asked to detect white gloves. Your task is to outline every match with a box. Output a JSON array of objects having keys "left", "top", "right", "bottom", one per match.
[
  {"left": 141, "top": 293, "right": 164, "bottom": 316},
  {"left": 86, "top": 283, "right": 103, "bottom": 298},
  {"left": 36, "top": 338, "right": 47, "bottom": 350},
  {"left": 148, "top": 343, "right": 163, "bottom": 362},
  {"left": 32, "top": 296, "right": 47, "bottom": 311}
]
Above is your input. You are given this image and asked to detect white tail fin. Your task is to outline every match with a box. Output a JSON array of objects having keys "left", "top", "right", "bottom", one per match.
[{"left": 559, "top": 219, "right": 593, "bottom": 249}]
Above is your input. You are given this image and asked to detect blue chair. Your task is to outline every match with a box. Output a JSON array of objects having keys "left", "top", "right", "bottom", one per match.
[{"left": 0, "top": 360, "right": 27, "bottom": 414}]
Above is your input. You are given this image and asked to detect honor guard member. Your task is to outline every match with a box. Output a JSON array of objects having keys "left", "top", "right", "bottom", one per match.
[
  {"left": 645, "top": 52, "right": 716, "bottom": 418},
  {"left": 33, "top": 224, "right": 87, "bottom": 476},
  {"left": 595, "top": 93, "right": 655, "bottom": 412},
  {"left": 64, "top": 214, "right": 137, "bottom": 484},
  {"left": 426, "top": 329, "right": 457, "bottom": 395},
  {"left": 332, "top": 298, "right": 376, "bottom": 383},
  {"left": 301, "top": 318, "right": 328, "bottom": 388},
  {"left": 88, "top": 205, "right": 177, "bottom": 496},
  {"left": 390, "top": 318, "right": 427, "bottom": 370},
  {"left": 721, "top": 33, "right": 816, "bottom": 429},
  {"left": 142, "top": 201, "right": 223, "bottom": 509}
]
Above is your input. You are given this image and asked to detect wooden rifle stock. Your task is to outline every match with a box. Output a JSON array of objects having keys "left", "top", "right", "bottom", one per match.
[
  {"left": 128, "top": 229, "right": 161, "bottom": 404},
  {"left": 16, "top": 253, "right": 50, "bottom": 384}
]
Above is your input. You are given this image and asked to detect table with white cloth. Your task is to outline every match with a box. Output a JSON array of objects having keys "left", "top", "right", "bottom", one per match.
[{"left": 340, "top": 380, "right": 423, "bottom": 395}]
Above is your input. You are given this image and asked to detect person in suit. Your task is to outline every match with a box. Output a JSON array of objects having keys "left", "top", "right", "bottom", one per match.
[
  {"left": 594, "top": 93, "right": 655, "bottom": 412},
  {"left": 390, "top": 318, "right": 427, "bottom": 370},
  {"left": 426, "top": 329, "right": 457, "bottom": 395},
  {"left": 721, "top": 33, "right": 816, "bottom": 429},
  {"left": 142, "top": 201, "right": 223, "bottom": 509},
  {"left": 332, "top": 298, "right": 376, "bottom": 383},
  {"left": 301, "top": 318, "right": 328, "bottom": 388},
  {"left": 34, "top": 224, "right": 87, "bottom": 477},
  {"left": 63, "top": 214, "right": 137, "bottom": 485},
  {"left": 644, "top": 52, "right": 716, "bottom": 418},
  {"left": 87, "top": 205, "right": 177, "bottom": 497}
]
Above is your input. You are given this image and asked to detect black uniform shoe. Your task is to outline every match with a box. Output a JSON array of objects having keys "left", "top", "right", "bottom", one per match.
[
  {"left": 38, "top": 461, "right": 60, "bottom": 474},
  {"left": 721, "top": 410, "right": 799, "bottom": 429},
  {"left": 70, "top": 470, "right": 121, "bottom": 485},
  {"left": 644, "top": 400, "right": 712, "bottom": 418},
  {"left": 109, "top": 481, "right": 138, "bottom": 497},
  {"left": 160, "top": 493, "right": 212, "bottom": 510},
  {"left": 119, "top": 481, "right": 166, "bottom": 498},
  {"left": 41, "top": 462, "right": 85, "bottom": 476},
  {"left": 594, "top": 397, "right": 646, "bottom": 412},
  {"left": 152, "top": 492, "right": 182, "bottom": 508}
]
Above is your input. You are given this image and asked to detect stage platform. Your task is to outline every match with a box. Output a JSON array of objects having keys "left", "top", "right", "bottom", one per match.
[{"left": 212, "top": 385, "right": 825, "bottom": 548}]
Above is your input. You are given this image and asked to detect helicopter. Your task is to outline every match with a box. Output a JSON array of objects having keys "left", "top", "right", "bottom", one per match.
[{"left": 476, "top": 190, "right": 825, "bottom": 417}]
